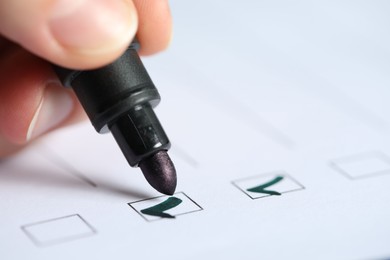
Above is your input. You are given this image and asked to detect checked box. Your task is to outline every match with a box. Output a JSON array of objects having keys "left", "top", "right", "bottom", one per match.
[
  {"left": 128, "top": 192, "right": 203, "bottom": 222},
  {"left": 330, "top": 151, "right": 390, "bottom": 180},
  {"left": 232, "top": 172, "right": 305, "bottom": 200}
]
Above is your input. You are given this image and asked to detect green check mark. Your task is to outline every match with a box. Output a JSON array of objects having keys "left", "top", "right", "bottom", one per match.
[
  {"left": 246, "top": 176, "right": 284, "bottom": 195},
  {"left": 141, "top": 197, "right": 183, "bottom": 218}
]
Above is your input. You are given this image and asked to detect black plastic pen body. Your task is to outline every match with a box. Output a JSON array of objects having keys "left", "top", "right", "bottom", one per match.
[{"left": 52, "top": 41, "right": 177, "bottom": 195}]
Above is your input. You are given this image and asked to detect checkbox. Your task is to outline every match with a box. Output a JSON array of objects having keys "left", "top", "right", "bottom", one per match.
[
  {"left": 128, "top": 192, "right": 203, "bottom": 222},
  {"left": 232, "top": 172, "right": 305, "bottom": 200},
  {"left": 330, "top": 151, "right": 390, "bottom": 179},
  {"left": 21, "top": 214, "right": 96, "bottom": 247}
]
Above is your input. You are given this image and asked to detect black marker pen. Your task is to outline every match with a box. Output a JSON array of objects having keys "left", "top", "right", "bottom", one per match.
[{"left": 52, "top": 40, "right": 177, "bottom": 195}]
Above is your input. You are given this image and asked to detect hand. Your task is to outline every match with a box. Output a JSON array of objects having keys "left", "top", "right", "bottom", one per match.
[{"left": 0, "top": 0, "right": 172, "bottom": 156}]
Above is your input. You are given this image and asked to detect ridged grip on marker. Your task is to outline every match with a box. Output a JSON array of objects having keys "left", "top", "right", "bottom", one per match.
[{"left": 52, "top": 41, "right": 159, "bottom": 134}]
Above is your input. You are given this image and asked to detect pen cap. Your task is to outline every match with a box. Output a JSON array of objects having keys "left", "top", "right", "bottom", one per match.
[{"left": 52, "top": 42, "right": 160, "bottom": 133}]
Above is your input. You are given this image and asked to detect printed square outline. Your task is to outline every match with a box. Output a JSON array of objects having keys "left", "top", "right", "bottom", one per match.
[
  {"left": 329, "top": 151, "right": 390, "bottom": 180},
  {"left": 232, "top": 171, "right": 305, "bottom": 200},
  {"left": 128, "top": 192, "right": 203, "bottom": 222},
  {"left": 21, "top": 214, "right": 97, "bottom": 247}
]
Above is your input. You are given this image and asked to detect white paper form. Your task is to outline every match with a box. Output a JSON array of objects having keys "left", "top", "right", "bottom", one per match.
[{"left": 1, "top": 1, "right": 390, "bottom": 259}]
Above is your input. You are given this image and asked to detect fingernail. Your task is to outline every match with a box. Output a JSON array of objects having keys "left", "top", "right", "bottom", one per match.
[
  {"left": 168, "top": 30, "right": 174, "bottom": 47},
  {"left": 26, "top": 85, "right": 74, "bottom": 141},
  {"left": 49, "top": 0, "right": 136, "bottom": 54}
]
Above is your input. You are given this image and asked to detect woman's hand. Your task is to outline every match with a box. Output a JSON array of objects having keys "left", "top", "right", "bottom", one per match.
[{"left": 0, "top": 0, "right": 172, "bottom": 156}]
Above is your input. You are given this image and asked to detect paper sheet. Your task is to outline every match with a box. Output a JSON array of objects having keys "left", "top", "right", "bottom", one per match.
[{"left": 1, "top": 1, "right": 390, "bottom": 259}]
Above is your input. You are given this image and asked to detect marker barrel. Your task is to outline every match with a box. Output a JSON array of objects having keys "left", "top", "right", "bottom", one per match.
[{"left": 52, "top": 42, "right": 171, "bottom": 167}]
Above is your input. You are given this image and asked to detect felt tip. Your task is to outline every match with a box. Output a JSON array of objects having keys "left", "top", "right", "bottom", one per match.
[{"left": 139, "top": 151, "right": 177, "bottom": 195}]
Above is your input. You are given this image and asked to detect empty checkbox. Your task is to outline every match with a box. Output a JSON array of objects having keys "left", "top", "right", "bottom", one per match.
[
  {"left": 128, "top": 192, "right": 203, "bottom": 222},
  {"left": 232, "top": 172, "right": 305, "bottom": 200},
  {"left": 21, "top": 214, "right": 96, "bottom": 247},
  {"left": 330, "top": 151, "right": 390, "bottom": 179}
]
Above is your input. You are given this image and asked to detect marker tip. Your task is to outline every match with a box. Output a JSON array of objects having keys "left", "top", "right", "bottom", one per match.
[{"left": 139, "top": 151, "right": 177, "bottom": 195}]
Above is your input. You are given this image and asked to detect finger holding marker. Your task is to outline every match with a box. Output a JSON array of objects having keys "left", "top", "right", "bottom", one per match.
[
  {"left": 0, "top": 48, "right": 85, "bottom": 157},
  {"left": 133, "top": 0, "right": 173, "bottom": 55},
  {"left": 0, "top": 0, "right": 137, "bottom": 69},
  {"left": 0, "top": 0, "right": 172, "bottom": 156}
]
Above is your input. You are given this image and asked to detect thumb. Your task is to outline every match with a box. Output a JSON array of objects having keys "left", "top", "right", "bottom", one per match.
[{"left": 0, "top": 0, "right": 137, "bottom": 69}]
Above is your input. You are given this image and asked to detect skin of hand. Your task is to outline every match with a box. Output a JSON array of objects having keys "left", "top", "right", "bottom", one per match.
[{"left": 0, "top": 0, "right": 172, "bottom": 157}]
